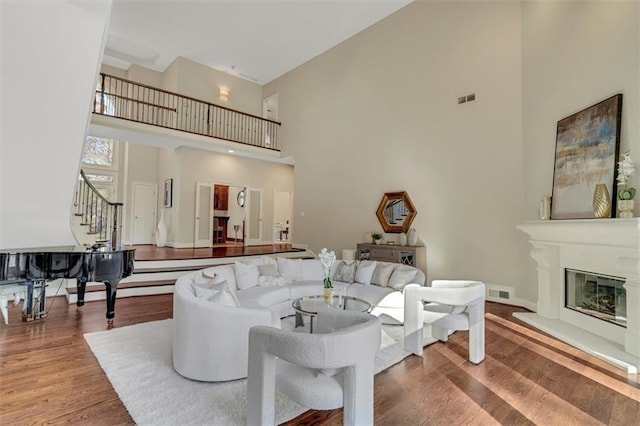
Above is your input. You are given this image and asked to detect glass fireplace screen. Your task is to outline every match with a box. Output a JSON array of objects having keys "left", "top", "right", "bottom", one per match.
[{"left": 565, "top": 269, "right": 626, "bottom": 328}]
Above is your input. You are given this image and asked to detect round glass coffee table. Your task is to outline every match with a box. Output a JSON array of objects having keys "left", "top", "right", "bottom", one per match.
[{"left": 291, "top": 294, "right": 371, "bottom": 333}]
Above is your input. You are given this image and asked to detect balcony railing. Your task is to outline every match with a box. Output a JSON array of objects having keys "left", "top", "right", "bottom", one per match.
[{"left": 92, "top": 73, "right": 281, "bottom": 151}]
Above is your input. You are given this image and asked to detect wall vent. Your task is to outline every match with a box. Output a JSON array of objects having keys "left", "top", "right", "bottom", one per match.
[{"left": 487, "top": 285, "right": 514, "bottom": 302}]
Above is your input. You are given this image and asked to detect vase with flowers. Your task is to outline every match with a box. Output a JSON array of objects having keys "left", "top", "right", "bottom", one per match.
[
  {"left": 617, "top": 150, "right": 636, "bottom": 218},
  {"left": 318, "top": 248, "right": 336, "bottom": 304}
]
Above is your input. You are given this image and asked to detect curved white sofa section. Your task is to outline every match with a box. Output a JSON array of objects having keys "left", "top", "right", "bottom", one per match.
[{"left": 172, "top": 257, "right": 424, "bottom": 382}]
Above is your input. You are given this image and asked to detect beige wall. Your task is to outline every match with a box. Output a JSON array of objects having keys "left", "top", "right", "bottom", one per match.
[
  {"left": 123, "top": 143, "right": 159, "bottom": 243},
  {"left": 265, "top": 1, "right": 528, "bottom": 294},
  {"left": 164, "top": 57, "right": 264, "bottom": 116},
  {"left": 521, "top": 1, "right": 639, "bottom": 302},
  {"left": 174, "top": 147, "right": 294, "bottom": 245}
]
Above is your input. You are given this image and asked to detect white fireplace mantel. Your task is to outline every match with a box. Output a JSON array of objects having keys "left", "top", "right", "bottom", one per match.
[{"left": 516, "top": 218, "right": 640, "bottom": 374}]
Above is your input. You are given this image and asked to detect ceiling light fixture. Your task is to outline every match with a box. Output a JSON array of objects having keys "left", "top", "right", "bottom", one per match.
[
  {"left": 228, "top": 150, "right": 234, "bottom": 153},
  {"left": 219, "top": 87, "right": 230, "bottom": 102}
]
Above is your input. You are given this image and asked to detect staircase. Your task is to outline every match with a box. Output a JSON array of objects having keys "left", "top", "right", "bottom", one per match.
[{"left": 72, "top": 169, "right": 123, "bottom": 249}]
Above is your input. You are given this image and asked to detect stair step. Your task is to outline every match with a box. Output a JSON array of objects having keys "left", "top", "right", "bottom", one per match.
[{"left": 66, "top": 279, "right": 176, "bottom": 294}]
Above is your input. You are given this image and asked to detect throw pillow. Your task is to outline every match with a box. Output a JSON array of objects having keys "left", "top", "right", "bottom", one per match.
[
  {"left": 371, "top": 263, "right": 396, "bottom": 287},
  {"left": 277, "top": 257, "right": 304, "bottom": 281},
  {"left": 192, "top": 279, "right": 239, "bottom": 306},
  {"left": 257, "top": 263, "right": 280, "bottom": 277},
  {"left": 202, "top": 264, "right": 238, "bottom": 290},
  {"left": 355, "top": 260, "right": 377, "bottom": 285},
  {"left": 333, "top": 261, "right": 357, "bottom": 284},
  {"left": 235, "top": 261, "right": 260, "bottom": 290},
  {"left": 388, "top": 266, "right": 418, "bottom": 291},
  {"left": 208, "top": 287, "right": 239, "bottom": 306}
]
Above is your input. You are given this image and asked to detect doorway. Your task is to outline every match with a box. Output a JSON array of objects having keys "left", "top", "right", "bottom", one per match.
[
  {"left": 273, "top": 189, "right": 292, "bottom": 243},
  {"left": 132, "top": 183, "right": 157, "bottom": 244},
  {"left": 214, "top": 184, "right": 247, "bottom": 246}
]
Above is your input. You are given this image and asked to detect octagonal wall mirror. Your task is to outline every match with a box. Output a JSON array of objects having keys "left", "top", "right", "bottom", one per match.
[{"left": 376, "top": 191, "right": 417, "bottom": 233}]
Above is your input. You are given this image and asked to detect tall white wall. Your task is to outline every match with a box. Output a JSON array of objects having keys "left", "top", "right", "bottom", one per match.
[
  {"left": 522, "top": 1, "right": 639, "bottom": 219},
  {"left": 1, "top": 1, "right": 111, "bottom": 249},
  {"left": 265, "top": 1, "right": 528, "bottom": 292}
]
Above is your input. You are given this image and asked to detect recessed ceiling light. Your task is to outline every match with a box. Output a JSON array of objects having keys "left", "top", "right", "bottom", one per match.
[{"left": 228, "top": 150, "right": 234, "bottom": 153}]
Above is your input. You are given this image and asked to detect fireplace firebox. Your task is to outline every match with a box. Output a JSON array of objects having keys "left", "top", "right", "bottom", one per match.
[{"left": 565, "top": 269, "right": 626, "bottom": 328}]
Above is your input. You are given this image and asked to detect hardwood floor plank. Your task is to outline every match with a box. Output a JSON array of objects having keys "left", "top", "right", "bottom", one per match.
[{"left": 1, "top": 297, "right": 639, "bottom": 425}]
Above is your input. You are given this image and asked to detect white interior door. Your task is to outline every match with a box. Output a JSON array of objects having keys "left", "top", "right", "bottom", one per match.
[
  {"left": 244, "top": 188, "right": 263, "bottom": 246},
  {"left": 194, "top": 182, "right": 213, "bottom": 247},
  {"left": 132, "top": 183, "right": 157, "bottom": 244}
]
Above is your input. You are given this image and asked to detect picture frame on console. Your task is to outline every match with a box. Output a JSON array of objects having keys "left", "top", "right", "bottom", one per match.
[
  {"left": 164, "top": 178, "right": 173, "bottom": 208},
  {"left": 550, "top": 94, "right": 622, "bottom": 219}
]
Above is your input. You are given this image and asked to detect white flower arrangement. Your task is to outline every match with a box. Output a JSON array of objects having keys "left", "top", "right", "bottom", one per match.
[
  {"left": 617, "top": 151, "right": 636, "bottom": 200},
  {"left": 318, "top": 248, "right": 336, "bottom": 288}
]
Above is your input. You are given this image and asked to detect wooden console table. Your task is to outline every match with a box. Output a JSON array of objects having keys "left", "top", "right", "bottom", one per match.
[{"left": 356, "top": 243, "right": 426, "bottom": 274}]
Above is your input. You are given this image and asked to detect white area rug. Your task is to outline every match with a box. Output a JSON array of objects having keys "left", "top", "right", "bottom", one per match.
[{"left": 84, "top": 317, "right": 417, "bottom": 426}]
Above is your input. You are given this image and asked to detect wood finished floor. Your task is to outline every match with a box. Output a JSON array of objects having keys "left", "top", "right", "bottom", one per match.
[
  {"left": 129, "top": 243, "right": 304, "bottom": 262},
  {"left": 0, "top": 296, "right": 638, "bottom": 425}
]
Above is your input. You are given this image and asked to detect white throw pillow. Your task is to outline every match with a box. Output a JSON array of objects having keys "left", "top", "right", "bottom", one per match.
[
  {"left": 301, "top": 259, "right": 324, "bottom": 281},
  {"left": 277, "top": 258, "right": 304, "bottom": 281},
  {"left": 355, "top": 260, "right": 377, "bottom": 285},
  {"left": 235, "top": 261, "right": 260, "bottom": 290},
  {"left": 371, "top": 263, "right": 396, "bottom": 287},
  {"left": 388, "top": 266, "right": 418, "bottom": 291},
  {"left": 208, "top": 288, "right": 239, "bottom": 306},
  {"left": 202, "top": 265, "right": 238, "bottom": 290},
  {"left": 192, "top": 279, "right": 239, "bottom": 306}
]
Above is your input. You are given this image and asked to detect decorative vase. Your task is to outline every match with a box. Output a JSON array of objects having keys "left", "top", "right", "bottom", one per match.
[
  {"left": 374, "top": 239, "right": 382, "bottom": 245},
  {"left": 156, "top": 209, "right": 167, "bottom": 247},
  {"left": 323, "top": 287, "right": 334, "bottom": 305},
  {"left": 593, "top": 183, "right": 611, "bottom": 218},
  {"left": 399, "top": 233, "right": 407, "bottom": 246},
  {"left": 618, "top": 199, "right": 634, "bottom": 218},
  {"left": 407, "top": 228, "right": 418, "bottom": 246}
]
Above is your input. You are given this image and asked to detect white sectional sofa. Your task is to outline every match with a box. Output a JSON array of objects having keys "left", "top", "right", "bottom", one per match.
[{"left": 172, "top": 256, "right": 425, "bottom": 382}]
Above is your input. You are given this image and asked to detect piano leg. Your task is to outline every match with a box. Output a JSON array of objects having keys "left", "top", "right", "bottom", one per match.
[
  {"left": 22, "top": 279, "right": 46, "bottom": 321},
  {"left": 104, "top": 281, "right": 118, "bottom": 323},
  {"left": 76, "top": 278, "right": 87, "bottom": 309}
]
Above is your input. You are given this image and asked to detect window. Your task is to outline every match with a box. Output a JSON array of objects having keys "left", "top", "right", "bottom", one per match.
[{"left": 82, "top": 136, "right": 116, "bottom": 168}]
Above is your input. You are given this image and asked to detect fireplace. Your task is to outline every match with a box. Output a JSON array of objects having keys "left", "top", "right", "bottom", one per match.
[
  {"left": 565, "top": 269, "right": 626, "bottom": 328},
  {"left": 517, "top": 218, "right": 640, "bottom": 373}
]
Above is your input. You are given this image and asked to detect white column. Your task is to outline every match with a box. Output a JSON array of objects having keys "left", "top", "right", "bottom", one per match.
[{"left": 530, "top": 243, "right": 560, "bottom": 319}]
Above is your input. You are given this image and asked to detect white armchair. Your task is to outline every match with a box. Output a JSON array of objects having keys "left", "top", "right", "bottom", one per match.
[
  {"left": 403, "top": 280, "right": 485, "bottom": 364},
  {"left": 246, "top": 309, "right": 381, "bottom": 426}
]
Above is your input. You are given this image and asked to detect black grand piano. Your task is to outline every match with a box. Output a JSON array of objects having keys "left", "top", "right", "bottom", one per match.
[{"left": 0, "top": 246, "right": 135, "bottom": 323}]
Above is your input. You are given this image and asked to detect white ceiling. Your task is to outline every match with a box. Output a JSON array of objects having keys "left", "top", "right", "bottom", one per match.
[{"left": 104, "top": 0, "right": 413, "bottom": 85}]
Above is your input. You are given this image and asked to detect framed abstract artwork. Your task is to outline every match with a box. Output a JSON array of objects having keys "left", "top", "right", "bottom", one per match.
[
  {"left": 551, "top": 94, "right": 622, "bottom": 219},
  {"left": 164, "top": 178, "right": 173, "bottom": 208}
]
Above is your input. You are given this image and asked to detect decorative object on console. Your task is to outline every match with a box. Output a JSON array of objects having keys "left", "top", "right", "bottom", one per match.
[
  {"left": 399, "top": 232, "right": 407, "bottom": 246},
  {"left": 156, "top": 209, "right": 167, "bottom": 247},
  {"left": 539, "top": 196, "right": 551, "bottom": 220},
  {"left": 371, "top": 232, "right": 383, "bottom": 245},
  {"left": 550, "top": 94, "right": 622, "bottom": 219},
  {"left": 616, "top": 150, "right": 635, "bottom": 218},
  {"left": 376, "top": 191, "right": 417, "bottom": 233},
  {"left": 593, "top": 183, "right": 612, "bottom": 218},
  {"left": 318, "top": 248, "right": 336, "bottom": 303},
  {"left": 407, "top": 227, "right": 418, "bottom": 246}
]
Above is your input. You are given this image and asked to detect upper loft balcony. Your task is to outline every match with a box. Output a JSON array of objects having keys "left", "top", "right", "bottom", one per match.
[{"left": 90, "top": 73, "right": 290, "bottom": 163}]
